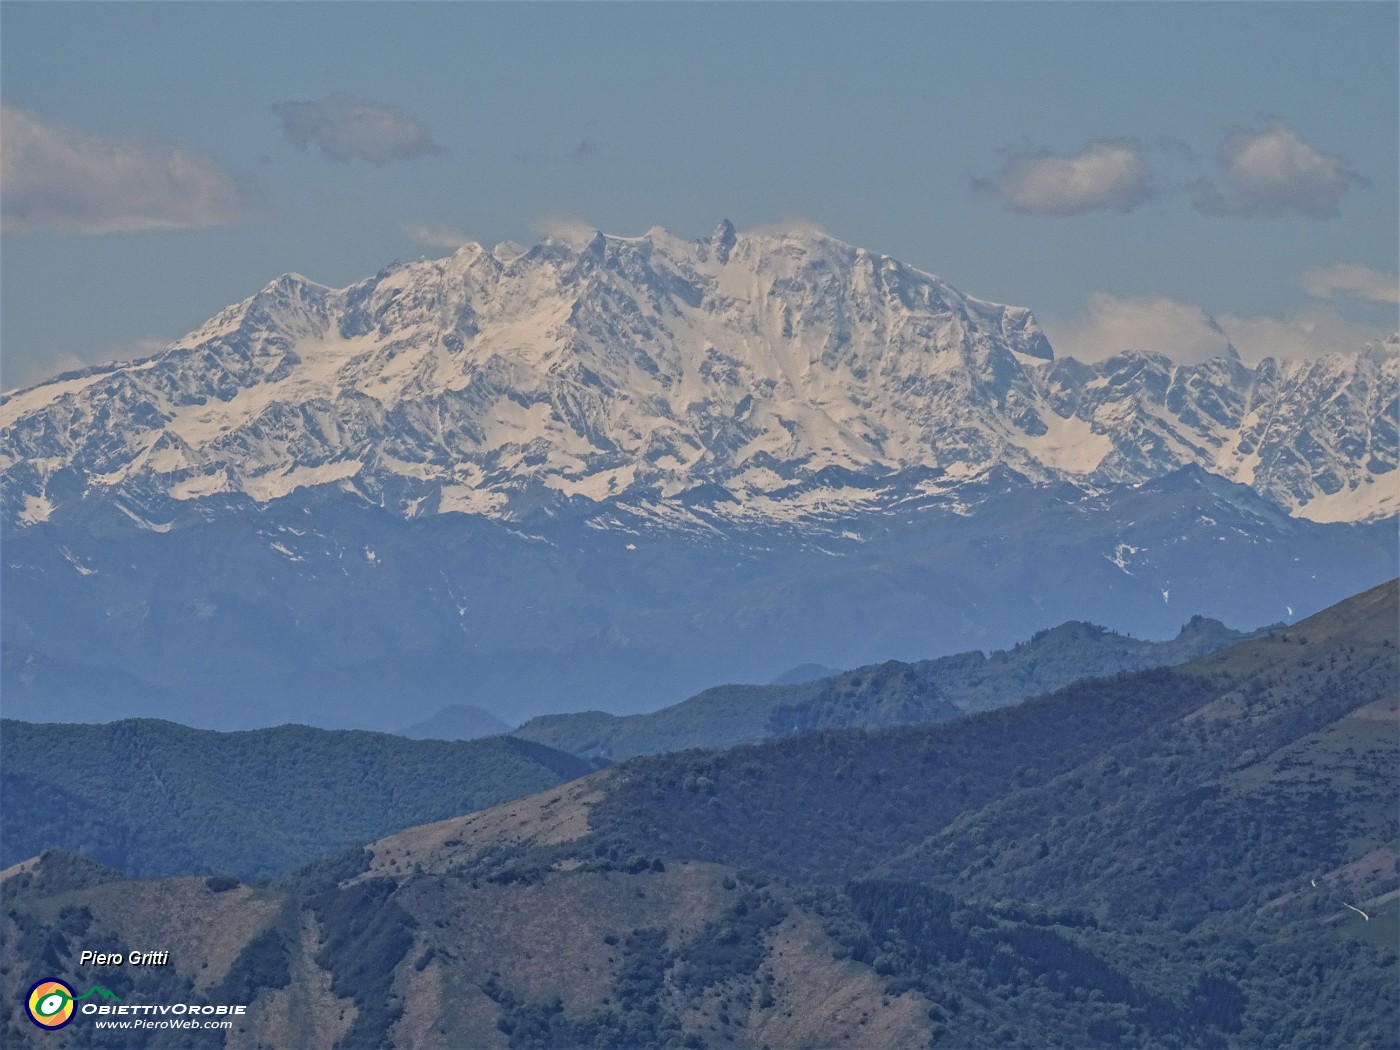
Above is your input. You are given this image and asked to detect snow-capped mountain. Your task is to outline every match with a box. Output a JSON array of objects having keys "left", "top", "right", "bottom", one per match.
[
  {"left": 2, "top": 223, "right": 1395, "bottom": 729},
  {"left": 3, "top": 222, "right": 1395, "bottom": 531}
]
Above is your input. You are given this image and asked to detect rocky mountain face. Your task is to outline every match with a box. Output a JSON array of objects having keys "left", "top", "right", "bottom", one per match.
[
  {"left": 1, "top": 224, "right": 1395, "bottom": 727},
  {"left": 2, "top": 223, "right": 1395, "bottom": 532}
]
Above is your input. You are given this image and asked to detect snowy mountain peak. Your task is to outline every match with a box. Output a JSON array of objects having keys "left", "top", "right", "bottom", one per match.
[
  {"left": 491, "top": 240, "right": 528, "bottom": 264},
  {"left": 708, "top": 219, "right": 737, "bottom": 263},
  {"left": 1, "top": 223, "right": 1395, "bottom": 530}
]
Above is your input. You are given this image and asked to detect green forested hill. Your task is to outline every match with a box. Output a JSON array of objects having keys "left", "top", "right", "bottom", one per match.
[
  {"left": 382, "top": 579, "right": 1394, "bottom": 1048},
  {"left": 563, "top": 583, "right": 1396, "bottom": 902},
  {"left": 0, "top": 720, "right": 592, "bottom": 878},
  {"left": 514, "top": 613, "right": 1254, "bottom": 761},
  {"left": 1, "top": 583, "right": 1393, "bottom": 1050}
]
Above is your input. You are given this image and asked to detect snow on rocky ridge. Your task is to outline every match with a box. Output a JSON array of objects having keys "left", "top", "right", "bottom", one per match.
[{"left": 2, "top": 222, "right": 1395, "bottom": 529}]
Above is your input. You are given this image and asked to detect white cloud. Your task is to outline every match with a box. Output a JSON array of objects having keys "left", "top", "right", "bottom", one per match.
[
  {"left": 1, "top": 102, "right": 256, "bottom": 235},
  {"left": 272, "top": 93, "right": 445, "bottom": 165},
  {"left": 1300, "top": 263, "right": 1399, "bottom": 305},
  {"left": 403, "top": 221, "right": 469, "bottom": 249},
  {"left": 1045, "top": 291, "right": 1390, "bottom": 366},
  {"left": 977, "top": 140, "right": 1153, "bottom": 216},
  {"left": 1195, "top": 120, "right": 1366, "bottom": 219},
  {"left": 2, "top": 347, "right": 87, "bottom": 393},
  {"left": 1041, "top": 293, "right": 1232, "bottom": 364},
  {"left": 1217, "top": 304, "right": 1391, "bottom": 363},
  {"left": 742, "top": 216, "right": 830, "bottom": 238},
  {"left": 2, "top": 334, "right": 170, "bottom": 394},
  {"left": 532, "top": 215, "right": 600, "bottom": 247}
]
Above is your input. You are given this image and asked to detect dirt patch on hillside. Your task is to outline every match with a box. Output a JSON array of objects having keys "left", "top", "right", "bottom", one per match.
[
  {"left": 1350, "top": 696, "right": 1399, "bottom": 721},
  {"left": 228, "top": 912, "right": 355, "bottom": 1050},
  {"left": 0, "top": 856, "right": 41, "bottom": 883},
  {"left": 389, "top": 954, "right": 506, "bottom": 1050},
  {"left": 360, "top": 774, "right": 609, "bottom": 881},
  {"left": 745, "top": 911, "right": 932, "bottom": 1049},
  {"left": 1322, "top": 846, "right": 1399, "bottom": 898},
  {"left": 83, "top": 877, "right": 282, "bottom": 990},
  {"left": 396, "top": 862, "right": 731, "bottom": 1013}
]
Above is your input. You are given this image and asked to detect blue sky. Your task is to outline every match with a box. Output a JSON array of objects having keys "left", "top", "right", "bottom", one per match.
[{"left": 2, "top": 2, "right": 1396, "bottom": 390}]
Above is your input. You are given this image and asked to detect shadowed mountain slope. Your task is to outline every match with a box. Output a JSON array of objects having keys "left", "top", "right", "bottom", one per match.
[
  {"left": 1, "top": 582, "right": 1394, "bottom": 1049},
  {"left": 513, "top": 613, "right": 1257, "bottom": 761},
  {"left": 0, "top": 720, "right": 592, "bottom": 879}
]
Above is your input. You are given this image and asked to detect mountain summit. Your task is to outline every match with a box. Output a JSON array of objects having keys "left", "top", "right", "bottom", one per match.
[{"left": 2, "top": 224, "right": 1394, "bottom": 530}]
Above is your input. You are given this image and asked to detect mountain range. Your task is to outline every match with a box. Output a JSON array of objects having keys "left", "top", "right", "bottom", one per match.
[
  {"left": 3, "top": 580, "right": 1393, "bottom": 1049},
  {"left": 3, "top": 222, "right": 1395, "bottom": 530},
  {"left": 0, "top": 608, "right": 1251, "bottom": 883},
  {"left": 511, "top": 612, "right": 1258, "bottom": 761},
  {"left": 1, "top": 223, "right": 1395, "bottom": 726}
]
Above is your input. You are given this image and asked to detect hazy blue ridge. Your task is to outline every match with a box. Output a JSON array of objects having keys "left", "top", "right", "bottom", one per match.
[
  {"left": 513, "top": 609, "right": 1260, "bottom": 761},
  {"left": 0, "top": 719, "right": 592, "bottom": 879}
]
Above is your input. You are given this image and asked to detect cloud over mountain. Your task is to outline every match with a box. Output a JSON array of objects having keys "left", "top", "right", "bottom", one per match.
[
  {"left": 403, "top": 221, "right": 470, "bottom": 249},
  {"left": 1194, "top": 120, "right": 1367, "bottom": 219},
  {"left": 976, "top": 140, "right": 1153, "bottom": 215},
  {"left": 980, "top": 121, "right": 1371, "bottom": 224},
  {"left": 0, "top": 102, "right": 256, "bottom": 235},
  {"left": 1302, "top": 263, "right": 1399, "bottom": 305},
  {"left": 1041, "top": 293, "right": 1233, "bottom": 364},
  {"left": 272, "top": 93, "right": 445, "bottom": 165},
  {"left": 1046, "top": 290, "right": 1394, "bottom": 366},
  {"left": 1216, "top": 303, "right": 1395, "bottom": 365}
]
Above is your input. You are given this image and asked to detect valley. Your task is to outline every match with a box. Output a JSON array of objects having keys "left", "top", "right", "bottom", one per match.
[{"left": 2, "top": 581, "right": 1394, "bottom": 1048}]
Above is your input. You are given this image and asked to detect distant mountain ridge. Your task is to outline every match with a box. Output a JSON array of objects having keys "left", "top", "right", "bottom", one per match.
[
  {"left": 768, "top": 662, "right": 840, "bottom": 685},
  {"left": 4, "top": 581, "right": 1390, "bottom": 1049},
  {"left": 445, "top": 579, "right": 1397, "bottom": 900},
  {"left": 2, "top": 223, "right": 1395, "bottom": 531},
  {"left": 397, "top": 703, "right": 513, "bottom": 741},
  {"left": 513, "top": 612, "right": 1259, "bottom": 761},
  {"left": 0, "top": 719, "right": 591, "bottom": 878},
  {"left": 3, "top": 461, "right": 1391, "bottom": 727}
]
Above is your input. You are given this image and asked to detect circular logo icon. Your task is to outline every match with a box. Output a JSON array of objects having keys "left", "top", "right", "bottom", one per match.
[{"left": 27, "top": 979, "right": 76, "bottom": 1029}]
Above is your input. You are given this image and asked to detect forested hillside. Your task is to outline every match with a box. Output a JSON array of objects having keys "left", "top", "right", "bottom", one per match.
[
  {"left": 2, "top": 582, "right": 1393, "bottom": 1049},
  {"left": 0, "top": 720, "right": 592, "bottom": 878}
]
